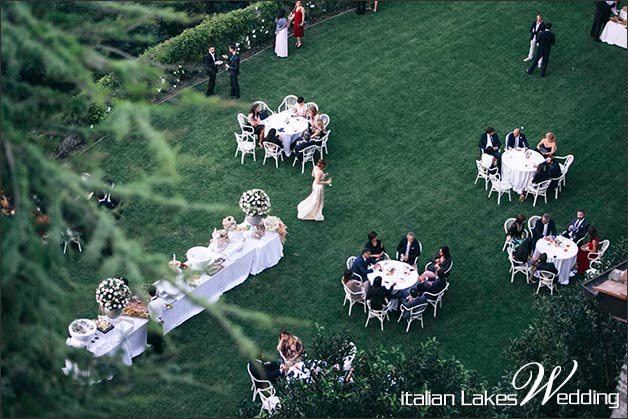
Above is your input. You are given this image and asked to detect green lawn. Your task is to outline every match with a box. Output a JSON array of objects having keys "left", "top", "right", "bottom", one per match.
[{"left": 67, "top": 1, "right": 626, "bottom": 417}]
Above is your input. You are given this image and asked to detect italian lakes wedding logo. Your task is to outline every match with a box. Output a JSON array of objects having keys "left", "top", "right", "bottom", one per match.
[{"left": 400, "top": 361, "right": 620, "bottom": 409}]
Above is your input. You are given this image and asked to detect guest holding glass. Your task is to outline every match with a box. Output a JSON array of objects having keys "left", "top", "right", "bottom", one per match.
[
  {"left": 396, "top": 232, "right": 421, "bottom": 265},
  {"left": 248, "top": 103, "right": 265, "bottom": 145},
  {"left": 274, "top": 9, "right": 289, "bottom": 58},
  {"left": 290, "top": 1, "right": 305, "bottom": 49},
  {"left": 536, "top": 132, "right": 556, "bottom": 157},
  {"left": 418, "top": 246, "right": 452, "bottom": 281},
  {"left": 365, "top": 231, "right": 386, "bottom": 261}
]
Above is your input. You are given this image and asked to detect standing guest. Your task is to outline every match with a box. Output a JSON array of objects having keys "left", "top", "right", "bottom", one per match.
[
  {"left": 368, "top": 0, "right": 379, "bottom": 12},
  {"left": 356, "top": 1, "right": 367, "bottom": 15},
  {"left": 276, "top": 331, "right": 304, "bottom": 368},
  {"left": 275, "top": 9, "right": 289, "bottom": 58},
  {"left": 591, "top": 1, "right": 615, "bottom": 41},
  {"left": 147, "top": 285, "right": 166, "bottom": 325},
  {"left": 396, "top": 232, "right": 421, "bottom": 265},
  {"left": 531, "top": 213, "right": 557, "bottom": 244},
  {"left": 366, "top": 276, "right": 394, "bottom": 310},
  {"left": 524, "top": 14, "right": 546, "bottom": 63},
  {"left": 248, "top": 103, "right": 265, "bottom": 144},
  {"left": 205, "top": 46, "right": 222, "bottom": 96},
  {"left": 223, "top": 44, "right": 240, "bottom": 98},
  {"left": 530, "top": 253, "right": 559, "bottom": 283},
  {"left": 292, "top": 96, "right": 307, "bottom": 117},
  {"left": 527, "top": 23, "right": 555, "bottom": 77},
  {"left": 505, "top": 128, "right": 530, "bottom": 150},
  {"left": 563, "top": 209, "right": 590, "bottom": 243},
  {"left": 536, "top": 132, "right": 557, "bottom": 157},
  {"left": 507, "top": 214, "right": 528, "bottom": 248},
  {"left": 352, "top": 249, "right": 379, "bottom": 280},
  {"left": 575, "top": 226, "right": 600, "bottom": 275},
  {"left": 418, "top": 246, "right": 452, "bottom": 281},
  {"left": 291, "top": 1, "right": 305, "bottom": 49},
  {"left": 479, "top": 127, "right": 502, "bottom": 169},
  {"left": 341, "top": 269, "right": 370, "bottom": 297},
  {"left": 365, "top": 231, "right": 386, "bottom": 261}
]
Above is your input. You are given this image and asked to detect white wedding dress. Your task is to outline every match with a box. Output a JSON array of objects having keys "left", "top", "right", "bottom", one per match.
[
  {"left": 297, "top": 167, "right": 325, "bottom": 221},
  {"left": 275, "top": 27, "right": 288, "bottom": 58}
]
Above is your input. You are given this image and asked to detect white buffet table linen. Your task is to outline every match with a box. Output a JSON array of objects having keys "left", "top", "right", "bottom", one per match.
[
  {"left": 158, "top": 232, "right": 283, "bottom": 334},
  {"left": 600, "top": 21, "right": 627, "bottom": 49},
  {"left": 263, "top": 111, "right": 309, "bottom": 156},
  {"left": 367, "top": 260, "right": 418, "bottom": 292},
  {"left": 534, "top": 237, "right": 578, "bottom": 285},
  {"left": 501, "top": 149, "right": 545, "bottom": 194}
]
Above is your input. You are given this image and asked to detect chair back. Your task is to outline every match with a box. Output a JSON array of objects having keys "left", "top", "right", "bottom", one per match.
[
  {"left": 599, "top": 239, "right": 610, "bottom": 257},
  {"left": 278, "top": 95, "right": 298, "bottom": 112},
  {"left": 237, "top": 113, "right": 254, "bottom": 133},
  {"left": 247, "top": 362, "right": 273, "bottom": 393},
  {"left": 305, "top": 102, "right": 318, "bottom": 113},
  {"left": 531, "top": 179, "right": 551, "bottom": 193},
  {"left": 342, "top": 282, "right": 365, "bottom": 302},
  {"left": 563, "top": 154, "right": 574, "bottom": 171},
  {"left": 476, "top": 160, "right": 489, "bottom": 177},
  {"left": 366, "top": 300, "right": 389, "bottom": 317},
  {"left": 504, "top": 217, "right": 516, "bottom": 234},
  {"left": 235, "top": 131, "right": 255, "bottom": 146},
  {"left": 537, "top": 270, "right": 556, "bottom": 286},
  {"left": 423, "top": 282, "right": 450, "bottom": 303},
  {"left": 528, "top": 215, "right": 541, "bottom": 236},
  {"left": 263, "top": 142, "right": 282, "bottom": 157},
  {"left": 401, "top": 303, "right": 428, "bottom": 320},
  {"left": 253, "top": 101, "right": 273, "bottom": 115},
  {"left": 346, "top": 256, "right": 356, "bottom": 270},
  {"left": 301, "top": 145, "right": 319, "bottom": 163},
  {"left": 319, "top": 113, "right": 330, "bottom": 128}
]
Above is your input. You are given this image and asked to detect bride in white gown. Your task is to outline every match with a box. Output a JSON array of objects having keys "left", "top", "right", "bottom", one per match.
[{"left": 297, "top": 159, "right": 331, "bottom": 221}]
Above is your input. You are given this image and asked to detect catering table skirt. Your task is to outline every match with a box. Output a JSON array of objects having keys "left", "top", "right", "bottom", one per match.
[
  {"left": 161, "top": 232, "right": 283, "bottom": 334},
  {"left": 600, "top": 21, "right": 627, "bottom": 49}
]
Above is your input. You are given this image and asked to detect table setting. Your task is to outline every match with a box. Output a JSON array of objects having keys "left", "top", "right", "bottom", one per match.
[
  {"left": 262, "top": 111, "right": 309, "bottom": 156},
  {"left": 534, "top": 236, "right": 578, "bottom": 285},
  {"left": 367, "top": 260, "right": 419, "bottom": 292},
  {"left": 501, "top": 148, "right": 545, "bottom": 194},
  {"left": 601, "top": 11, "right": 627, "bottom": 49}
]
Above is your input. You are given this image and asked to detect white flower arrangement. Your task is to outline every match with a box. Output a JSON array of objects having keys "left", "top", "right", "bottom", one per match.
[
  {"left": 239, "top": 189, "right": 271, "bottom": 217},
  {"left": 263, "top": 216, "right": 280, "bottom": 232},
  {"left": 95, "top": 277, "right": 131, "bottom": 312}
]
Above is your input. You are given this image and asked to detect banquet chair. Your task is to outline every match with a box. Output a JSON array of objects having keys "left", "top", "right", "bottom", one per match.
[
  {"left": 319, "top": 113, "right": 330, "bottom": 128},
  {"left": 585, "top": 260, "right": 604, "bottom": 277},
  {"left": 262, "top": 142, "right": 284, "bottom": 168},
  {"left": 237, "top": 113, "right": 254, "bottom": 135},
  {"left": 318, "top": 130, "right": 331, "bottom": 156},
  {"left": 234, "top": 132, "right": 256, "bottom": 164},
  {"left": 525, "top": 179, "right": 551, "bottom": 207},
  {"left": 278, "top": 95, "right": 298, "bottom": 113},
  {"left": 382, "top": 253, "right": 391, "bottom": 260},
  {"left": 292, "top": 145, "right": 318, "bottom": 174},
  {"left": 528, "top": 215, "right": 541, "bottom": 238},
  {"left": 246, "top": 362, "right": 281, "bottom": 415},
  {"left": 253, "top": 100, "right": 274, "bottom": 117},
  {"left": 487, "top": 173, "right": 513, "bottom": 205},
  {"left": 550, "top": 172, "right": 567, "bottom": 199},
  {"left": 557, "top": 154, "right": 574, "bottom": 188},
  {"left": 507, "top": 246, "right": 530, "bottom": 284},
  {"left": 502, "top": 219, "right": 528, "bottom": 251},
  {"left": 346, "top": 256, "right": 357, "bottom": 270},
  {"left": 423, "top": 258, "right": 452, "bottom": 278},
  {"left": 423, "top": 282, "right": 450, "bottom": 317},
  {"left": 62, "top": 228, "right": 83, "bottom": 254},
  {"left": 397, "top": 303, "right": 428, "bottom": 332},
  {"left": 342, "top": 282, "right": 366, "bottom": 316},
  {"left": 364, "top": 300, "right": 392, "bottom": 331},
  {"left": 474, "top": 160, "right": 491, "bottom": 190},
  {"left": 588, "top": 239, "right": 610, "bottom": 264},
  {"left": 535, "top": 270, "right": 557, "bottom": 295},
  {"left": 305, "top": 102, "right": 318, "bottom": 113}
]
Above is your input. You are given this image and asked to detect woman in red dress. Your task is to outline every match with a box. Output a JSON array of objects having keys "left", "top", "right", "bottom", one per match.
[
  {"left": 575, "top": 226, "right": 599, "bottom": 275},
  {"left": 291, "top": 1, "right": 305, "bottom": 48}
]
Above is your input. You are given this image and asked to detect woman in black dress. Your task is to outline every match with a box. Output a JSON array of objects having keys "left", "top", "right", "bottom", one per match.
[
  {"left": 419, "top": 246, "right": 452, "bottom": 281},
  {"left": 364, "top": 231, "right": 386, "bottom": 261},
  {"left": 507, "top": 214, "right": 527, "bottom": 248},
  {"left": 366, "top": 276, "right": 394, "bottom": 310}
]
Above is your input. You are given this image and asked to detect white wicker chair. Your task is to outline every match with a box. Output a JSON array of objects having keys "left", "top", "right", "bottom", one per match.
[
  {"left": 424, "top": 258, "right": 452, "bottom": 278},
  {"left": 364, "top": 300, "right": 391, "bottom": 331},
  {"left": 423, "top": 283, "right": 450, "bottom": 317},
  {"left": 474, "top": 160, "right": 491, "bottom": 190},
  {"left": 557, "top": 154, "right": 574, "bottom": 188},
  {"left": 292, "top": 145, "right": 318, "bottom": 174},
  {"left": 342, "top": 282, "right": 366, "bottom": 316},
  {"left": 588, "top": 239, "right": 610, "bottom": 264},
  {"left": 253, "top": 100, "right": 274, "bottom": 116},
  {"left": 237, "top": 113, "right": 254, "bottom": 134},
  {"left": 234, "top": 132, "right": 256, "bottom": 164},
  {"left": 487, "top": 173, "right": 513, "bottom": 205},
  {"left": 346, "top": 256, "right": 357, "bottom": 270},
  {"left": 262, "top": 142, "right": 284, "bottom": 168},
  {"left": 550, "top": 172, "right": 567, "bottom": 199},
  {"left": 247, "top": 362, "right": 281, "bottom": 415},
  {"left": 502, "top": 218, "right": 516, "bottom": 252},
  {"left": 62, "top": 228, "right": 82, "bottom": 254},
  {"left": 528, "top": 215, "right": 542, "bottom": 238},
  {"left": 278, "top": 95, "right": 298, "bottom": 113},
  {"left": 397, "top": 303, "right": 428, "bottom": 332},
  {"left": 319, "top": 113, "right": 330, "bottom": 128},
  {"left": 525, "top": 179, "right": 551, "bottom": 207},
  {"left": 507, "top": 246, "right": 530, "bottom": 284},
  {"left": 318, "top": 130, "right": 330, "bottom": 156},
  {"left": 536, "top": 270, "right": 557, "bottom": 295},
  {"left": 305, "top": 102, "right": 318, "bottom": 113}
]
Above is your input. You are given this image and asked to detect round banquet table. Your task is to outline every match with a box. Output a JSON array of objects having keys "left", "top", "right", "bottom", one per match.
[
  {"left": 262, "top": 111, "right": 309, "bottom": 156},
  {"left": 600, "top": 20, "right": 627, "bottom": 49},
  {"left": 367, "top": 260, "right": 418, "bottom": 292},
  {"left": 501, "top": 149, "right": 545, "bottom": 194},
  {"left": 533, "top": 237, "right": 578, "bottom": 285}
]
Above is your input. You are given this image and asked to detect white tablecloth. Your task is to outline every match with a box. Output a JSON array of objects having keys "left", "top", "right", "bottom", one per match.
[
  {"left": 501, "top": 149, "right": 545, "bottom": 194},
  {"left": 600, "top": 21, "right": 627, "bottom": 49},
  {"left": 158, "top": 231, "right": 283, "bottom": 334},
  {"left": 263, "top": 111, "right": 309, "bottom": 156},
  {"left": 534, "top": 237, "right": 578, "bottom": 285},
  {"left": 367, "top": 260, "right": 418, "bottom": 292}
]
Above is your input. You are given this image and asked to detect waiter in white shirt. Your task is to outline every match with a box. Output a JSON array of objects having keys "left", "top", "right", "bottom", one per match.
[{"left": 147, "top": 285, "right": 167, "bottom": 325}]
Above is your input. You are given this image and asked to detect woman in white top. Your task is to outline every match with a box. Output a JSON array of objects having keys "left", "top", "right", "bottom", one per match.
[
  {"left": 292, "top": 96, "right": 307, "bottom": 117},
  {"left": 274, "top": 9, "right": 289, "bottom": 58}
]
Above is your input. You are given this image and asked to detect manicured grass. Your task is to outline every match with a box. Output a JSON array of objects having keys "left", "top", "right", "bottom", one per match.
[{"left": 67, "top": 2, "right": 626, "bottom": 417}]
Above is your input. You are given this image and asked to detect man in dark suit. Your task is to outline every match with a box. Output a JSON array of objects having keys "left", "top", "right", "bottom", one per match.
[
  {"left": 479, "top": 127, "right": 502, "bottom": 171},
  {"left": 590, "top": 1, "right": 614, "bottom": 41},
  {"left": 415, "top": 269, "right": 447, "bottom": 295},
  {"left": 531, "top": 213, "right": 557, "bottom": 245},
  {"left": 352, "top": 249, "right": 379, "bottom": 280},
  {"left": 224, "top": 44, "right": 240, "bottom": 98},
  {"left": 396, "top": 232, "right": 421, "bottom": 265},
  {"left": 563, "top": 209, "right": 590, "bottom": 243},
  {"left": 505, "top": 128, "right": 530, "bottom": 149},
  {"left": 530, "top": 253, "right": 559, "bottom": 284},
  {"left": 527, "top": 23, "right": 555, "bottom": 77},
  {"left": 400, "top": 288, "right": 428, "bottom": 320},
  {"left": 205, "top": 46, "right": 222, "bottom": 96},
  {"left": 524, "top": 14, "right": 546, "bottom": 62}
]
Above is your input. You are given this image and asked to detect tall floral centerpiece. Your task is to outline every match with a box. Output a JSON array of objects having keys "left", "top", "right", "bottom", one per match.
[
  {"left": 95, "top": 277, "right": 131, "bottom": 319},
  {"left": 239, "top": 189, "right": 271, "bottom": 226}
]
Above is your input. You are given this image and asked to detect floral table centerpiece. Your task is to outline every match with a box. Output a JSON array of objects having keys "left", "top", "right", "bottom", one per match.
[
  {"left": 239, "top": 189, "right": 271, "bottom": 226},
  {"left": 263, "top": 216, "right": 288, "bottom": 243},
  {"left": 95, "top": 277, "right": 131, "bottom": 319}
]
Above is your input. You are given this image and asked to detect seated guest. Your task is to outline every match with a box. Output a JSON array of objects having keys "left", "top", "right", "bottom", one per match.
[
  {"left": 505, "top": 127, "right": 529, "bottom": 150},
  {"left": 309, "top": 118, "right": 326, "bottom": 140},
  {"left": 530, "top": 253, "right": 558, "bottom": 283},
  {"left": 292, "top": 96, "right": 307, "bottom": 117},
  {"left": 416, "top": 268, "right": 448, "bottom": 295},
  {"left": 248, "top": 360, "right": 283, "bottom": 384},
  {"left": 248, "top": 103, "right": 265, "bottom": 143},
  {"left": 418, "top": 246, "right": 452, "bottom": 281},
  {"left": 276, "top": 330, "right": 304, "bottom": 368},
  {"left": 400, "top": 288, "right": 428, "bottom": 320},
  {"left": 531, "top": 213, "right": 557, "bottom": 244},
  {"left": 522, "top": 157, "right": 561, "bottom": 200},
  {"left": 536, "top": 132, "right": 557, "bottom": 157},
  {"left": 307, "top": 104, "right": 319, "bottom": 125},
  {"left": 292, "top": 132, "right": 322, "bottom": 160},
  {"left": 365, "top": 231, "right": 386, "bottom": 261},
  {"left": 261, "top": 128, "right": 283, "bottom": 148},
  {"left": 507, "top": 214, "right": 527, "bottom": 248},
  {"left": 478, "top": 127, "right": 502, "bottom": 168},
  {"left": 562, "top": 209, "right": 590, "bottom": 243},
  {"left": 366, "top": 276, "right": 394, "bottom": 310},
  {"left": 396, "top": 232, "right": 421, "bottom": 265},
  {"left": 351, "top": 249, "right": 379, "bottom": 280},
  {"left": 341, "top": 269, "right": 370, "bottom": 297},
  {"left": 513, "top": 237, "right": 534, "bottom": 264},
  {"left": 575, "top": 226, "right": 599, "bottom": 275}
]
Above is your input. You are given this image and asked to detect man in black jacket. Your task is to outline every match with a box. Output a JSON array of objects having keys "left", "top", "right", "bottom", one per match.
[
  {"left": 524, "top": 14, "right": 546, "bottom": 62},
  {"left": 531, "top": 213, "right": 557, "bottom": 245},
  {"left": 224, "top": 44, "right": 240, "bottom": 98},
  {"left": 505, "top": 128, "right": 530, "bottom": 150},
  {"left": 527, "top": 23, "right": 556, "bottom": 77},
  {"left": 591, "top": 1, "right": 614, "bottom": 41},
  {"left": 530, "top": 253, "right": 559, "bottom": 284},
  {"left": 205, "top": 46, "right": 222, "bottom": 96},
  {"left": 396, "top": 232, "right": 421, "bottom": 265},
  {"left": 563, "top": 209, "right": 590, "bottom": 243}
]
